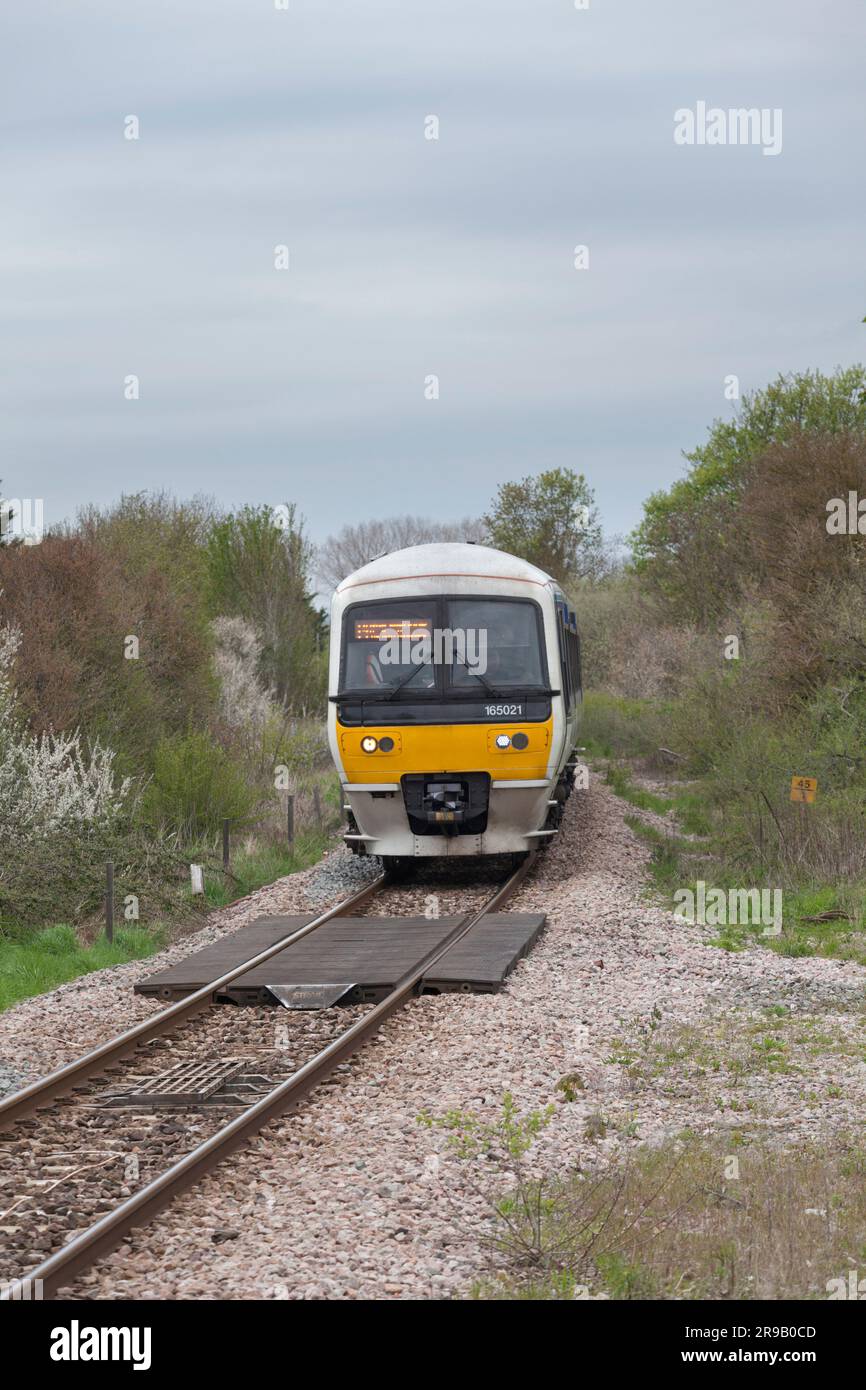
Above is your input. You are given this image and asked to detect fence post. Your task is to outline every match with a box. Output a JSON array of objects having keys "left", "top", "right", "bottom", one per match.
[
  {"left": 312, "top": 785, "right": 322, "bottom": 827},
  {"left": 105, "top": 861, "right": 114, "bottom": 943},
  {"left": 222, "top": 818, "right": 230, "bottom": 877},
  {"left": 286, "top": 794, "right": 295, "bottom": 855}
]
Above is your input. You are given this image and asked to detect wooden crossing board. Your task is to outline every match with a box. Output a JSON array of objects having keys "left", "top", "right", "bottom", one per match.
[
  {"left": 135, "top": 912, "right": 546, "bottom": 1005},
  {"left": 422, "top": 912, "right": 547, "bottom": 993}
]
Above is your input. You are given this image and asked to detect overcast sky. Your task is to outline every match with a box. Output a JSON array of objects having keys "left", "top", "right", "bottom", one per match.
[{"left": 2, "top": 0, "right": 864, "bottom": 548}]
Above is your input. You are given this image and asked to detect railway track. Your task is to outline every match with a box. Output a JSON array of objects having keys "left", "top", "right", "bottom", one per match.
[{"left": 0, "top": 853, "right": 535, "bottom": 1300}]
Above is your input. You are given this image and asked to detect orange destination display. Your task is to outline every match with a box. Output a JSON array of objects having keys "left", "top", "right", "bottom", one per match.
[{"left": 353, "top": 618, "right": 431, "bottom": 641}]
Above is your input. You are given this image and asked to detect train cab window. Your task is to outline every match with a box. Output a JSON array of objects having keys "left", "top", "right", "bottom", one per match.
[
  {"left": 446, "top": 598, "right": 545, "bottom": 689},
  {"left": 341, "top": 600, "right": 439, "bottom": 694}
]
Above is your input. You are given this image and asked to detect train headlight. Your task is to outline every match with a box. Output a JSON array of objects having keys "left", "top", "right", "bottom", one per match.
[
  {"left": 361, "top": 736, "right": 378, "bottom": 753},
  {"left": 495, "top": 734, "right": 511, "bottom": 749},
  {"left": 511, "top": 732, "right": 529, "bottom": 750}
]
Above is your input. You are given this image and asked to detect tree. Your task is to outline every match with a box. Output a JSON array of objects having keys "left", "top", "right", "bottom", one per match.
[
  {"left": 483, "top": 468, "right": 604, "bottom": 586},
  {"left": 731, "top": 429, "right": 866, "bottom": 699},
  {"left": 631, "top": 366, "right": 866, "bottom": 622},
  {"left": 76, "top": 490, "right": 216, "bottom": 617},
  {"left": 316, "top": 514, "right": 486, "bottom": 593},
  {"left": 0, "top": 531, "right": 215, "bottom": 772},
  {"left": 206, "top": 504, "right": 325, "bottom": 711}
]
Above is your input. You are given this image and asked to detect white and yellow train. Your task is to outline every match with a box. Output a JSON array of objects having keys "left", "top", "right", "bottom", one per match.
[{"left": 327, "top": 542, "right": 581, "bottom": 871}]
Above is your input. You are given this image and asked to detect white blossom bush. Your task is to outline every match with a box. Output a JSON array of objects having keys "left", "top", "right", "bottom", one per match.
[
  {"left": 0, "top": 623, "right": 165, "bottom": 927},
  {"left": 0, "top": 623, "right": 131, "bottom": 845},
  {"left": 211, "top": 615, "right": 274, "bottom": 732},
  {"left": 209, "top": 615, "right": 331, "bottom": 800}
]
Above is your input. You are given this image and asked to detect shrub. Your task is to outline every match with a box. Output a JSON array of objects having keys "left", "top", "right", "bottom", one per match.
[
  {"left": 580, "top": 693, "right": 661, "bottom": 760},
  {"left": 0, "top": 529, "right": 215, "bottom": 774},
  {"left": 0, "top": 621, "right": 188, "bottom": 929},
  {"left": 0, "top": 811, "right": 186, "bottom": 930},
  {"left": 632, "top": 366, "right": 866, "bottom": 624},
  {"left": 0, "top": 623, "right": 130, "bottom": 843},
  {"left": 211, "top": 615, "right": 274, "bottom": 733},
  {"left": 142, "top": 730, "right": 259, "bottom": 840},
  {"left": 573, "top": 575, "right": 714, "bottom": 700}
]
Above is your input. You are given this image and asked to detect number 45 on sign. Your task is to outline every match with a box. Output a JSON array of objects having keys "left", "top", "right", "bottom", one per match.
[{"left": 790, "top": 776, "right": 817, "bottom": 804}]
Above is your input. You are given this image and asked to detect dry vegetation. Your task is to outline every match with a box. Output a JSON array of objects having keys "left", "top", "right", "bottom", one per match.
[{"left": 473, "top": 1132, "right": 866, "bottom": 1301}]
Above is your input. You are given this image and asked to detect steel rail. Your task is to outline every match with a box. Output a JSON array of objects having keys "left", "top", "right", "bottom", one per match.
[
  {"left": 0, "top": 873, "right": 386, "bottom": 1131},
  {"left": 1, "top": 852, "right": 535, "bottom": 1300}
]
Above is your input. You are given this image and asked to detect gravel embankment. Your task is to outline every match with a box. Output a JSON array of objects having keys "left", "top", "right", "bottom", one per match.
[{"left": 4, "top": 772, "right": 866, "bottom": 1299}]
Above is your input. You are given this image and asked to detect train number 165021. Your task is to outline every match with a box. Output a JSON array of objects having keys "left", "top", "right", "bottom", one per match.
[{"left": 485, "top": 703, "right": 523, "bottom": 717}]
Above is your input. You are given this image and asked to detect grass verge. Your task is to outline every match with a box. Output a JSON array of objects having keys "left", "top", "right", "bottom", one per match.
[
  {"left": 583, "top": 691, "right": 866, "bottom": 964},
  {"left": 0, "top": 924, "right": 164, "bottom": 1012},
  {"left": 624, "top": 810, "right": 866, "bottom": 965},
  {"left": 471, "top": 1132, "right": 866, "bottom": 1300},
  {"left": 196, "top": 828, "right": 332, "bottom": 909}
]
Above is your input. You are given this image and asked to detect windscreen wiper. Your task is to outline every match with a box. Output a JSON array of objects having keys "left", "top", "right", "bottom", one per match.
[
  {"left": 382, "top": 662, "right": 434, "bottom": 699},
  {"left": 329, "top": 689, "right": 412, "bottom": 703},
  {"left": 449, "top": 656, "right": 528, "bottom": 700},
  {"left": 451, "top": 658, "right": 495, "bottom": 696},
  {"left": 326, "top": 669, "right": 434, "bottom": 702},
  {"left": 449, "top": 660, "right": 561, "bottom": 700}
]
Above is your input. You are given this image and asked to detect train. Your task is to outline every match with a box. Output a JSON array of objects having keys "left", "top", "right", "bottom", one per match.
[{"left": 327, "top": 542, "right": 582, "bottom": 872}]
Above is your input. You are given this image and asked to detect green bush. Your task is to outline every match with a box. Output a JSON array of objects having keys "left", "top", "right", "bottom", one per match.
[
  {"left": 0, "top": 817, "right": 185, "bottom": 931},
  {"left": 205, "top": 504, "right": 326, "bottom": 712},
  {"left": 142, "top": 731, "right": 260, "bottom": 840}
]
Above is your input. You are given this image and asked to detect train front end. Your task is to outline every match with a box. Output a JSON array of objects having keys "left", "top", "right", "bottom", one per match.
[{"left": 327, "top": 544, "right": 580, "bottom": 868}]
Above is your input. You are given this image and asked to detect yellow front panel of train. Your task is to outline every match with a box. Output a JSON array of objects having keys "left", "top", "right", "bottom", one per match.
[{"left": 339, "top": 721, "right": 552, "bottom": 781}]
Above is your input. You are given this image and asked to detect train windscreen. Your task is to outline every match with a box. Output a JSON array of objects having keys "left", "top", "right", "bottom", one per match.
[
  {"left": 341, "top": 597, "right": 545, "bottom": 696},
  {"left": 341, "top": 599, "right": 438, "bottom": 693},
  {"left": 446, "top": 598, "right": 545, "bottom": 689}
]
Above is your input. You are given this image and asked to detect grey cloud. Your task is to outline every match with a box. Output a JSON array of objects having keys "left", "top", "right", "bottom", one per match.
[{"left": 1, "top": 0, "right": 863, "bottom": 543}]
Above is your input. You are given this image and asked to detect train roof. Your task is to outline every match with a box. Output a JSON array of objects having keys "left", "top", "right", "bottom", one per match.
[{"left": 334, "top": 542, "right": 556, "bottom": 595}]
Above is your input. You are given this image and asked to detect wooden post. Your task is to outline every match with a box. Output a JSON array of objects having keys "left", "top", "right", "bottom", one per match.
[
  {"left": 222, "top": 818, "right": 230, "bottom": 876},
  {"left": 757, "top": 806, "right": 764, "bottom": 871},
  {"left": 286, "top": 794, "right": 295, "bottom": 855},
  {"left": 312, "top": 785, "right": 322, "bottom": 828},
  {"left": 105, "top": 861, "right": 114, "bottom": 943}
]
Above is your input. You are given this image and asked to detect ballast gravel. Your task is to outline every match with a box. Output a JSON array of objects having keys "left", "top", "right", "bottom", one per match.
[{"left": 3, "top": 772, "right": 865, "bottom": 1300}]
